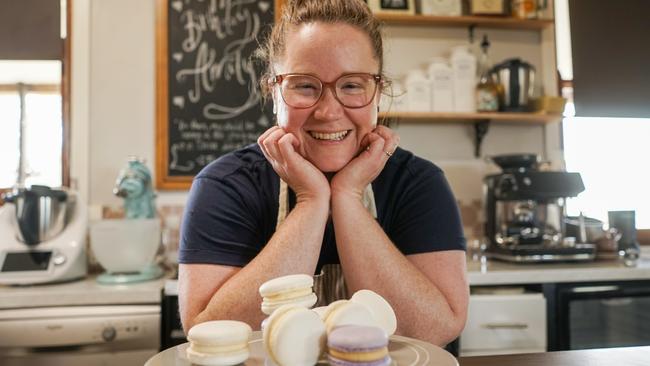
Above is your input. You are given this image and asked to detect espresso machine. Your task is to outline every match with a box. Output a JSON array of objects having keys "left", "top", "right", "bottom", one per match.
[{"left": 484, "top": 154, "right": 596, "bottom": 262}]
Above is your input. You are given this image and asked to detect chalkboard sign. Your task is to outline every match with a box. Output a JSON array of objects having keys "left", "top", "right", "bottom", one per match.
[{"left": 155, "top": 0, "right": 282, "bottom": 189}]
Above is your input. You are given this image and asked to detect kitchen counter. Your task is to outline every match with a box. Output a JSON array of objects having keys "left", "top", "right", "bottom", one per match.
[
  {"left": 0, "top": 273, "right": 169, "bottom": 309},
  {"left": 160, "top": 250, "right": 650, "bottom": 295},
  {"left": 467, "top": 247, "right": 650, "bottom": 286},
  {"left": 459, "top": 346, "right": 650, "bottom": 366}
]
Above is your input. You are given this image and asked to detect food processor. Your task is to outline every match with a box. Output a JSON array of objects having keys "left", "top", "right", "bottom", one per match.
[{"left": 0, "top": 185, "right": 87, "bottom": 285}]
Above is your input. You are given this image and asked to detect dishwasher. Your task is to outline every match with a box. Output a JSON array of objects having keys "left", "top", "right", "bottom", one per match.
[{"left": 0, "top": 304, "right": 160, "bottom": 366}]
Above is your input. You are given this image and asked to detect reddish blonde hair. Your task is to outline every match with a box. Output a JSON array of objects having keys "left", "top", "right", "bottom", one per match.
[{"left": 256, "top": 0, "right": 385, "bottom": 98}]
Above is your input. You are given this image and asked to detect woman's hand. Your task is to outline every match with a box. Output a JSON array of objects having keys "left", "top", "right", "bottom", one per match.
[
  {"left": 258, "top": 126, "right": 330, "bottom": 204},
  {"left": 330, "top": 126, "right": 400, "bottom": 201}
]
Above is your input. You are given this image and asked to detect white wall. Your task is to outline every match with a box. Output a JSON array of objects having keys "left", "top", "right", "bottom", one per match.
[{"left": 71, "top": 0, "right": 561, "bottom": 212}]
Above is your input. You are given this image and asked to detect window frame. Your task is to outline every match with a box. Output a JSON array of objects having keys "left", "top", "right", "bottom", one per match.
[{"left": 0, "top": 0, "right": 70, "bottom": 203}]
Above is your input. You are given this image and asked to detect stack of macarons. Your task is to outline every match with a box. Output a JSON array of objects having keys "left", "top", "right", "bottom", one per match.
[
  {"left": 185, "top": 320, "right": 252, "bottom": 366},
  {"left": 259, "top": 274, "right": 318, "bottom": 315},
  {"left": 328, "top": 325, "right": 392, "bottom": 366},
  {"left": 258, "top": 277, "right": 398, "bottom": 366}
]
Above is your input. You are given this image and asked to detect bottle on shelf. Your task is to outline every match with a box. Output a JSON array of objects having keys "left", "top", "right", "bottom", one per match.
[
  {"left": 427, "top": 57, "right": 454, "bottom": 112},
  {"left": 475, "top": 34, "right": 500, "bottom": 112},
  {"left": 380, "top": 76, "right": 407, "bottom": 112},
  {"left": 450, "top": 45, "right": 477, "bottom": 112},
  {"left": 405, "top": 69, "right": 432, "bottom": 112}
]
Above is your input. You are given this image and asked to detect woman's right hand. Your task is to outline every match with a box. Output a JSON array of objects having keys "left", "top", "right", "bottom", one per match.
[{"left": 258, "top": 126, "right": 330, "bottom": 204}]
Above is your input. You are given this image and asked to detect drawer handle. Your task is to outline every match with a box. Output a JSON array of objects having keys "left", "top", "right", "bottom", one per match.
[{"left": 481, "top": 323, "right": 529, "bottom": 330}]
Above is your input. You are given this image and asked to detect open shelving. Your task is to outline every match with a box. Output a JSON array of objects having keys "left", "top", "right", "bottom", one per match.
[
  {"left": 376, "top": 14, "right": 554, "bottom": 30},
  {"left": 379, "top": 111, "right": 563, "bottom": 125},
  {"left": 379, "top": 111, "right": 563, "bottom": 157}
]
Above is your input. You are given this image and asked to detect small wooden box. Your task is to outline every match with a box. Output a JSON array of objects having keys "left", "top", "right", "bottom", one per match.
[
  {"left": 533, "top": 96, "right": 568, "bottom": 114},
  {"left": 470, "top": 0, "right": 508, "bottom": 15}
]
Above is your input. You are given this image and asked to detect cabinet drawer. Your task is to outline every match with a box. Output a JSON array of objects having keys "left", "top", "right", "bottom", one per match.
[{"left": 460, "top": 293, "right": 546, "bottom": 355}]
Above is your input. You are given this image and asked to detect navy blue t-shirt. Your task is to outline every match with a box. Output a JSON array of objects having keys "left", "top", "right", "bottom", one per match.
[{"left": 179, "top": 144, "right": 465, "bottom": 273}]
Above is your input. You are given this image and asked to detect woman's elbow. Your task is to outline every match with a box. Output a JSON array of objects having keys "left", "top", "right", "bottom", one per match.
[{"left": 426, "top": 314, "right": 466, "bottom": 347}]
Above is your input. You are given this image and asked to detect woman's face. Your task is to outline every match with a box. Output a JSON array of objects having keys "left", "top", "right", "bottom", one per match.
[{"left": 273, "top": 22, "right": 381, "bottom": 172}]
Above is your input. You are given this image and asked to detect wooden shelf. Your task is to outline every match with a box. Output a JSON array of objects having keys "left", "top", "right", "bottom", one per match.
[
  {"left": 379, "top": 111, "right": 563, "bottom": 125},
  {"left": 375, "top": 14, "right": 554, "bottom": 30}
]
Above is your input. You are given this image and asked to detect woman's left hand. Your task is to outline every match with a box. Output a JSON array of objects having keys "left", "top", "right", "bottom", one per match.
[{"left": 330, "top": 125, "right": 399, "bottom": 201}]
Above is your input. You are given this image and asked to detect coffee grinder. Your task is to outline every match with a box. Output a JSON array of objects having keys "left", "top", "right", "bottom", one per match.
[{"left": 484, "top": 154, "right": 596, "bottom": 262}]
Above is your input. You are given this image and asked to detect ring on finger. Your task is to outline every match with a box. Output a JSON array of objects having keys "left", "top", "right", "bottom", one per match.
[{"left": 383, "top": 150, "right": 393, "bottom": 158}]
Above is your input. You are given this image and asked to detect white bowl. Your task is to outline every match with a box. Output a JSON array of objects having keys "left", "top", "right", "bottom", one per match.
[{"left": 90, "top": 218, "right": 161, "bottom": 273}]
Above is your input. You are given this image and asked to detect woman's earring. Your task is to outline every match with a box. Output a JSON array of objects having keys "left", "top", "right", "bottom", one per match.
[{"left": 273, "top": 103, "right": 277, "bottom": 114}]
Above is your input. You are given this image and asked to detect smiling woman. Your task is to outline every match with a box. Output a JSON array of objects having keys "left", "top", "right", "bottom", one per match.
[{"left": 178, "top": 0, "right": 468, "bottom": 350}]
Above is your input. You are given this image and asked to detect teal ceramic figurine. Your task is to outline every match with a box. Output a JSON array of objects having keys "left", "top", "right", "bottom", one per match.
[{"left": 113, "top": 157, "right": 156, "bottom": 219}]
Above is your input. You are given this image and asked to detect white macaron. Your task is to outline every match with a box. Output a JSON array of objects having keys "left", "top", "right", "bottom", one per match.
[
  {"left": 321, "top": 300, "right": 377, "bottom": 334},
  {"left": 259, "top": 274, "right": 318, "bottom": 315},
  {"left": 351, "top": 289, "right": 397, "bottom": 336},
  {"left": 263, "top": 304, "right": 327, "bottom": 366},
  {"left": 186, "top": 320, "right": 252, "bottom": 366}
]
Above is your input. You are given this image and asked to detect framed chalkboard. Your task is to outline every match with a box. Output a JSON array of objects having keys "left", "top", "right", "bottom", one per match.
[{"left": 155, "top": 0, "right": 283, "bottom": 189}]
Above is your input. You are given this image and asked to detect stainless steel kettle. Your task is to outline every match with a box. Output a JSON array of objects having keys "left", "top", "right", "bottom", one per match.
[
  {"left": 489, "top": 58, "right": 536, "bottom": 111},
  {"left": 1, "top": 185, "right": 69, "bottom": 245}
]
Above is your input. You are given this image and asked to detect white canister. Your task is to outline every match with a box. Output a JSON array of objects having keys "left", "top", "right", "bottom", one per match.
[
  {"left": 427, "top": 57, "right": 454, "bottom": 112},
  {"left": 380, "top": 78, "right": 407, "bottom": 112},
  {"left": 450, "top": 46, "right": 477, "bottom": 112},
  {"left": 405, "top": 69, "right": 431, "bottom": 112}
]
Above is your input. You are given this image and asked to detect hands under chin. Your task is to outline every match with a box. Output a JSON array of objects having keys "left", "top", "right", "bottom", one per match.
[
  {"left": 331, "top": 126, "right": 400, "bottom": 202},
  {"left": 259, "top": 125, "right": 399, "bottom": 206},
  {"left": 258, "top": 126, "right": 330, "bottom": 204}
]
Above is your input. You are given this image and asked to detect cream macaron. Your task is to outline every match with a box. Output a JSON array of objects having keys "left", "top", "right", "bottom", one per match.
[
  {"left": 321, "top": 300, "right": 377, "bottom": 334},
  {"left": 186, "top": 320, "right": 252, "bottom": 366},
  {"left": 350, "top": 289, "right": 397, "bottom": 336},
  {"left": 259, "top": 274, "right": 318, "bottom": 315},
  {"left": 263, "top": 304, "right": 327, "bottom": 366}
]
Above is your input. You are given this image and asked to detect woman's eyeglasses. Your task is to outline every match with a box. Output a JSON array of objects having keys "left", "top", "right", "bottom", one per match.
[{"left": 269, "top": 73, "right": 382, "bottom": 109}]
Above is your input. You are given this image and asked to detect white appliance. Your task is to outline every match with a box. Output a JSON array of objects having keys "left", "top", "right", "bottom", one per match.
[
  {"left": 90, "top": 218, "right": 164, "bottom": 284},
  {"left": 0, "top": 305, "right": 160, "bottom": 366},
  {"left": 0, "top": 192, "right": 87, "bottom": 285}
]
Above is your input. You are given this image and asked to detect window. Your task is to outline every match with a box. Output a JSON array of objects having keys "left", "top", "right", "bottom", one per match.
[
  {"left": 0, "top": 61, "right": 62, "bottom": 188},
  {"left": 563, "top": 113, "right": 650, "bottom": 229},
  {"left": 556, "top": 0, "right": 649, "bottom": 230}
]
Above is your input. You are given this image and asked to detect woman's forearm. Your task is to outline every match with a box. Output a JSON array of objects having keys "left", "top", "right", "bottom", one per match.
[
  {"left": 331, "top": 193, "right": 467, "bottom": 346},
  {"left": 186, "top": 198, "right": 330, "bottom": 331}
]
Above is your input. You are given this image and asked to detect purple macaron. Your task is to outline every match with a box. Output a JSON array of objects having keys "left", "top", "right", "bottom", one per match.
[{"left": 327, "top": 325, "right": 392, "bottom": 366}]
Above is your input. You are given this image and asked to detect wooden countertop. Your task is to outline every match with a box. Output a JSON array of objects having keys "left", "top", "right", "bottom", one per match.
[{"left": 459, "top": 346, "right": 650, "bottom": 366}]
